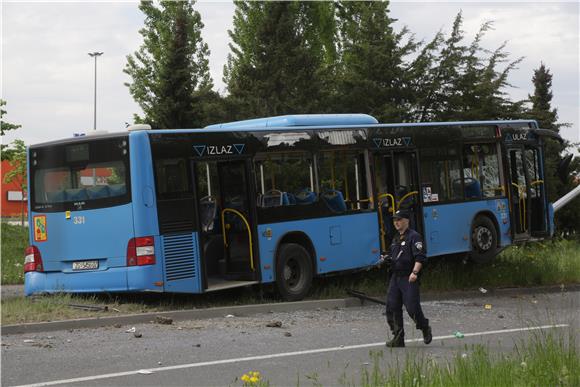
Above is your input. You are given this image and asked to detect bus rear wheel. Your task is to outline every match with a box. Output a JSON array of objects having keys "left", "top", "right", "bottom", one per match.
[
  {"left": 276, "top": 243, "right": 313, "bottom": 301},
  {"left": 470, "top": 216, "right": 498, "bottom": 264}
]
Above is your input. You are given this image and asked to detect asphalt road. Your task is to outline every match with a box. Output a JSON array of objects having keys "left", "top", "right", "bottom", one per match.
[{"left": 2, "top": 290, "right": 578, "bottom": 387}]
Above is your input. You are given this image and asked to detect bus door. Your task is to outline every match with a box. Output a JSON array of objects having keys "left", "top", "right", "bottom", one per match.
[
  {"left": 507, "top": 145, "right": 548, "bottom": 239},
  {"left": 374, "top": 150, "right": 422, "bottom": 250},
  {"left": 194, "top": 159, "right": 258, "bottom": 290}
]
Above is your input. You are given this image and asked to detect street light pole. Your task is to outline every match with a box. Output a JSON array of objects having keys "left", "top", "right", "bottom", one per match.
[{"left": 88, "top": 52, "right": 103, "bottom": 130}]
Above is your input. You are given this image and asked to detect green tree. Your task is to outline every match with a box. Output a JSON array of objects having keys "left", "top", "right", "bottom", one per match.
[
  {"left": 334, "top": 1, "right": 418, "bottom": 122},
  {"left": 3, "top": 139, "right": 27, "bottom": 225},
  {"left": 224, "top": 1, "right": 336, "bottom": 118},
  {"left": 124, "top": 0, "right": 215, "bottom": 128},
  {"left": 410, "top": 12, "right": 524, "bottom": 122},
  {"left": 1, "top": 99, "right": 22, "bottom": 161},
  {"left": 528, "top": 63, "right": 578, "bottom": 235}
]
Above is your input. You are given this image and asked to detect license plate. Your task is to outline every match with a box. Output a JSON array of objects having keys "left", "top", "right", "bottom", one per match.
[{"left": 72, "top": 260, "right": 99, "bottom": 271}]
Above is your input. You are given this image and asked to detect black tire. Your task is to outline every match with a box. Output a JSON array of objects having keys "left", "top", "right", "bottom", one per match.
[
  {"left": 470, "top": 216, "right": 498, "bottom": 264},
  {"left": 275, "top": 243, "right": 313, "bottom": 301}
]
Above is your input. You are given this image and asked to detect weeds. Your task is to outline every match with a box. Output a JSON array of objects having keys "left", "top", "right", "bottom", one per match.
[
  {"left": 354, "top": 330, "right": 579, "bottom": 387},
  {"left": 1, "top": 222, "right": 28, "bottom": 285}
]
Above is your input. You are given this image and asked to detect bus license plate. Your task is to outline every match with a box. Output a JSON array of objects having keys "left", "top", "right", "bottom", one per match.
[{"left": 72, "top": 260, "right": 99, "bottom": 271}]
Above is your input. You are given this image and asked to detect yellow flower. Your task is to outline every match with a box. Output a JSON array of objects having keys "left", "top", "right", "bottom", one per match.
[
  {"left": 241, "top": 374, "right": 250, "bottom": 382},
  {"left": 249, "top": 376, "right": 258, "bottom": 383}
]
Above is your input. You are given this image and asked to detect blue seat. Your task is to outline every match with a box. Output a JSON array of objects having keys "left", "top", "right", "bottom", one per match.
[
  {"left": 294, "top": 189, "right": 317, "bottom": 205},
  {"left": 87, "top": 185, "right": 110, "bottom": 199},
  {"left": 65, "top": 188, "right": 88, "bottom": 201},
  {"left": 46, "top": 190, "right": 66, "bottom": 203},
  {"left": 109, "top": 184, "right": 127, "bottom": 197},
  {"left": 464, "top": 178, "right": 482, "bottom": 198},
  {"left": 321, "top": 190, "right": 347, "bottom": 213}
]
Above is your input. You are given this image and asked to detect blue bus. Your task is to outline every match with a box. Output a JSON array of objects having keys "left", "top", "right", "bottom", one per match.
[{"left": 25, "top": 114, "right": 561, "bottom": 300}]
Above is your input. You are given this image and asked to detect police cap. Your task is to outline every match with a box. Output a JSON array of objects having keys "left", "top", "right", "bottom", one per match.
[{"left": 393, "top": 210, "right": 410, "bottom": 220}]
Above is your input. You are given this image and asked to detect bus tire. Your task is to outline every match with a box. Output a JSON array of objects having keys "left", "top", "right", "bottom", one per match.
[
  {"left": 470, "top": 216, "right": 498, "bottom": 264},
  {"left": 276, "top": 243, "right": 313, "bottom": 301}
]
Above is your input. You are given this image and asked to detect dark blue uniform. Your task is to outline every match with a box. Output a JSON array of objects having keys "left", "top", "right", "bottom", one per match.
[{"left": 385, "top": 228, "right": 429, "bottom": 338}]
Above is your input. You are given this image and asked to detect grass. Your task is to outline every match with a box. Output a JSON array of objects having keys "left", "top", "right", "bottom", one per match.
[
  {"left": 1, "top": 222, "right": 28, "bottom": 285},
  {"left": 344, "top": 330, "right": 579, "bottom": 387},
  {"left": 1, "top": 219, "right": 579, "bottom": 325}
]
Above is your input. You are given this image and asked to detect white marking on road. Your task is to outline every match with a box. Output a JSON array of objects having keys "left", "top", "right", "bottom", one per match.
[{"left": 13, "top": 324, "right": 569, "bottom": 387}]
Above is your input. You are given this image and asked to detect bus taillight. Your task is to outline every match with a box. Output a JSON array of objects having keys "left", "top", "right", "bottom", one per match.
[
  {"left": 24, "top": 246, "right": 43, "bottom": 272},
  {"left": 126, "top": 236, "right": 156, "bottom": 266}
]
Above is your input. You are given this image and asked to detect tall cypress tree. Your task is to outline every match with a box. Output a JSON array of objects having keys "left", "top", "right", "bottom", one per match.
[
  {"left": 124, "top": 0, "right": 214, "bottom": 128},
  {"left": 224, "top": 1, "right": 335, "bottom": 119},
  {"left": 528, "top": 63, "right": 579, "bottom": 234}
]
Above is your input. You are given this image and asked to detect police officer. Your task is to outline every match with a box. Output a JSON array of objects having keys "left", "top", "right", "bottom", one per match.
[{"left": 383, "top": 209, "right": 432, "bottom": 348}]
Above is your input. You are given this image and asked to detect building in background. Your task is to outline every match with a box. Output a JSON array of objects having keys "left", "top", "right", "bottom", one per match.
[{"left": 1, "top": 160, "right": 27, "bottom": 217}]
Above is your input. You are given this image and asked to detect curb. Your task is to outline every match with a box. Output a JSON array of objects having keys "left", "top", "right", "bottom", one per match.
[{"left": 2, "top": 284, "right": 578, "bottom": 336}]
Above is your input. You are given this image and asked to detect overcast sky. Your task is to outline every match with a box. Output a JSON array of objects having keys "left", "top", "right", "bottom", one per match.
[{"left": 2, "top": 1, "right": 579, "bottom": 148}]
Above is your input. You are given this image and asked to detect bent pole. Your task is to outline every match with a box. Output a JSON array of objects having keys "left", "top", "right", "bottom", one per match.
[{"left": 553, "top": 184, "right": 580, "bottom": 212}]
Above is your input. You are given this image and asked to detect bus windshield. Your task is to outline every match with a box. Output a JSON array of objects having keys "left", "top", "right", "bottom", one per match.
[{"left": 30, "top": 136, "right": 131, "bottom": 212}]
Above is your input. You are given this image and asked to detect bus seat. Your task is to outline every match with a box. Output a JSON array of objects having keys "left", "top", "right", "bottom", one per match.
[
  {"left": 285, "top": 192, "right": 296, "bottom": 205},
  {"left": 87, "top": 185, "right": 110, "bottom": 199},
  {"left": 46, "top": 190, "right": 66, "bottom": 203},
  {"left": 294, "top": 189, "right": 317, "bottom": 205},
  {"left": 464, "top": 178, "right": 482, "bottom": 198},
  {"left": 109, "top": 184, "right": 127, "bottom": 197},
  {"left": 262, "top": 190, "right": 283, "bottom": 207},
  {"left": 65, "top": 188, "right": 88, "bottom": 201},
  {"left": 321, "top": 190, "right": 347, "bottom": 213}
]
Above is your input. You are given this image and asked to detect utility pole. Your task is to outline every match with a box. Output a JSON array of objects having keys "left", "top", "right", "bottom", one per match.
[{"left": 88, "top": 52, "right": 103, "bottom": 130}]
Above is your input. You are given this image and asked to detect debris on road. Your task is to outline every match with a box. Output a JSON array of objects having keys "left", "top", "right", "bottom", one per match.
[
  {"left": 137, "top": 370, "right": 153, "bottom": 375},
  {"left": 284, "top": 332, "right": 292, "bottom": 337},
  {"left": 23, "top": 340, "right": 36, "bottom": 344},
  {"left": 155, "top": 316, "right": 173, "bottom": 325},
  {"left": 484, "top": 304, "right": 492, "bottom": 310},
  {"left": 498, "top": 314, "right": 505, "bottom": 319},
  {"left": 133, "top": 332, "right": 143, "bottom": 338},
  {"left": 479, "top": 287, "right": 488, "bottom": 294},
  {"left": 454, "top": 331, "right": 464, "bottom": 339},
  {"left": 266, "top": 321, "right": 282, "bottom": 328},
  {"left": 126, "top": 327, "right": 136, "bottom": 333},
  {"left": 68, "top": 304, "right": 108, "bottom": 312},
  {"left": 225, "top": 314, "right": 235, "bottom": 318}
]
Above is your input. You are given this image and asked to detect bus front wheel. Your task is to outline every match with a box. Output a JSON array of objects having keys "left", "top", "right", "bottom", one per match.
[
  {"left": 276, "top": 243, "right": 313, "bottom": 301},
  {"left": 470, "top": 216, "right": 498, "bottom": 264}
]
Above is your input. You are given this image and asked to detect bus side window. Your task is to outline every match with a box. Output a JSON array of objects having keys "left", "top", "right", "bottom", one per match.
[
  {"left": 463, "top": 144, "right": 501, "bottom": 198},
  {"left": 154, "top": 158, "right": 191, "bottom": 200},
  {"left": 318, "top": 151, "right": 369, "bottom": 211},
  {"left": 254, "top": 153, "right": 314, "bottom": 208},
  {"left": 420, "top": 147, "right": 462, "bottom": 202}
]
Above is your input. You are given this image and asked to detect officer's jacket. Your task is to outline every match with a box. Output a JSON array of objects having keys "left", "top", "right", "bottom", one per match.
[{"left": 388, "top": 228, "right": 427, "bottom": 275}]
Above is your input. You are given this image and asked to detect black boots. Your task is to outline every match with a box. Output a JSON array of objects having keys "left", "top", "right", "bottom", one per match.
[
  {"left": 386, "top": 330, "right": 405, "bottom": 347},
  {"left": 422, "top": 326, "right": 433, "bottom": 345}
]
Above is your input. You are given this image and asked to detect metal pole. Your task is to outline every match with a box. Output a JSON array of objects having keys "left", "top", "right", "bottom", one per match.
[{"left": 88, "top": 52, "right": 103, "bottom": 130}]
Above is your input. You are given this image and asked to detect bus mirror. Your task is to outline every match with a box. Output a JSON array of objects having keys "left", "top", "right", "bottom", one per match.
[{"left": 556, "top": 154, "right": 573, "bottom": 184}]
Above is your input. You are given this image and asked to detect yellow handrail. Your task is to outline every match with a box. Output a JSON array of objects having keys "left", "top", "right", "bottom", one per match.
[
  {"left": 220, "top": 208, "right": 255, "bottom": 271},
  {"left": 397, "top": 191, "right": 418, "bottom": 209},
  {"left": 531, "top": 180, "right": 544, "bottom": 186},
  {"left": 511, "top": 182, "right": 527, "bottom": 232}
]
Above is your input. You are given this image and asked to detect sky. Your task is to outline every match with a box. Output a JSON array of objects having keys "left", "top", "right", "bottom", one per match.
[{"left": 2, "top": 1, "right": 579, "bottom": 149}]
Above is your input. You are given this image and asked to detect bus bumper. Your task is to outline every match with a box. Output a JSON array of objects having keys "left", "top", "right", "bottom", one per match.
[{"left": 24, "top": 266, "right": 163, "bottom": 296}]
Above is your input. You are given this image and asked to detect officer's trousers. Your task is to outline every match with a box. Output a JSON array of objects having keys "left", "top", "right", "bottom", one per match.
[{"left": 385, "top": 274, "right": 429, "bottom": 333}]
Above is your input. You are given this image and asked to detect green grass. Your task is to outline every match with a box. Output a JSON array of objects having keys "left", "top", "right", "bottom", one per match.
[
  {"left": 345, "top": 330, "right": 579, "bottom": 387},
  {"left": 309, "top": 238, "right": 580, "bottom": 299},
  {"left": 1, "top": 222, "right": 28, "bottom": 285},
  {"left": 2, "top": 221, "right": 579, "bottom": 325}
]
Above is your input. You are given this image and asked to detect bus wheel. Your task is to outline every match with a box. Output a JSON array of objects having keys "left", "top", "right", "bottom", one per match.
[
  {"left": 276, "top": 243, "right": 313, "bottom": 301},
  {"left": 470, "top": 216, "right": 498, "bottom": 264}
]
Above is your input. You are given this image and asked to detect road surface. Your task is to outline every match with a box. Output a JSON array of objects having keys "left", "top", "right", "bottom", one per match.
[{"left": 2, "top": 289, "right": 578, "bottom": 386}]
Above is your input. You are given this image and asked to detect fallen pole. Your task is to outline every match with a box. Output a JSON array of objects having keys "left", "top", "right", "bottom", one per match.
[
  {"left": 346, "top": 289, "right": 386, "bottom": 306},
  {"left": 553, "top": 184, "right": 580, "bottom": 212}
]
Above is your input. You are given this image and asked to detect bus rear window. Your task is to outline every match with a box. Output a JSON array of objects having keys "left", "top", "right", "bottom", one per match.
[{"left": 30, "top": 137, "right": 130, "bottom": 212}]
